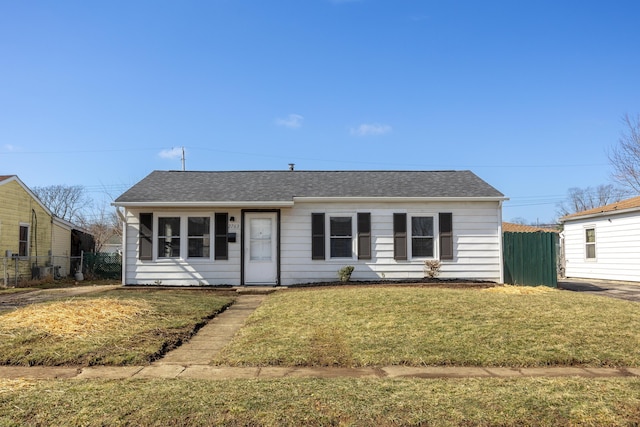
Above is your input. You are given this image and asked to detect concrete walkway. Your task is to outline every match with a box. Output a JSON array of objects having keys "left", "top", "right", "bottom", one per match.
[{"left": 0, "top": 292, "right": 639, "bottom": 381}]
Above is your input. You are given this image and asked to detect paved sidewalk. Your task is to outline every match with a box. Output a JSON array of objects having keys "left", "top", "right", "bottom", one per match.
[
  {"left": 2, "top": 365, "right": 639, "bottom": 381},
  {"left": 2, "top": 291, "right": 640, "bottom": 381}
]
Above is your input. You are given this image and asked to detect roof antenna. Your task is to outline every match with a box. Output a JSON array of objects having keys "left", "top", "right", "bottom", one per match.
[
  {"left": 288, "top": 163, "right": 295, "bottom": 171},
  {"left": 181, "top": 147, "right": 186, "bottom": 171}
]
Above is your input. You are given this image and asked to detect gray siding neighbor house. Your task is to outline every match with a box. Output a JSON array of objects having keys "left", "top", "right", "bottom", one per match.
[{"left": 113, "top": 170, "right": 506, "bottom": 286}]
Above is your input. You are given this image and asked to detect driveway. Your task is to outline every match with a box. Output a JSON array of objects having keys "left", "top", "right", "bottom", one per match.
[
  {"left": 558, "top": 278, "right": 640, "bottom": 302},
  {"left": 0, "top": 284, "right": 121, "bottom": 311}
]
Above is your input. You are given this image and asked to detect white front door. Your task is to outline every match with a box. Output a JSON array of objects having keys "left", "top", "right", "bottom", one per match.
[{"left": 244, "top": 212, "right": 278, "bottom": 285}]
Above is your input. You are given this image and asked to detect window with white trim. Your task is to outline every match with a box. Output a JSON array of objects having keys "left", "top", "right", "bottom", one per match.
[
  {"left": 158, "top": 217, "right": 181, "bottom": 258},
  {"left": 411, "top": 216, "right": 434, "bottom": 258},
  {"left": 330, "top": 216, "right": 352, "bottom": 258},
  {"left": 18, "top": 224, "right": 29, "bottom": 257},
  {"left": 585, "top": 228, "right": 596, "bottom": 259},
  {"left": 188, "top": 217, "right": 210, "bottom": 258}
]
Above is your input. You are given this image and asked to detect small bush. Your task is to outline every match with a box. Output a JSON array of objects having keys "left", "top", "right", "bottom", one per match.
[
  {"left": 424, "top": 259, "right": 441, "bottom": 279},
  {"left": 338, "top": 266, "right": 355, "bottom": 282}
]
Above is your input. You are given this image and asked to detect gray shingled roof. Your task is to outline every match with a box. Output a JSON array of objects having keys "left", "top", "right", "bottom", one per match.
[{"left": 114, "top": 170, "right": 504, "bottom": 205}]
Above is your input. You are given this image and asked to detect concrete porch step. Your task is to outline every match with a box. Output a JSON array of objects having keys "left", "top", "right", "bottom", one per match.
[{"left": 235, "top": 287, "right": 282, "bottom": 295}]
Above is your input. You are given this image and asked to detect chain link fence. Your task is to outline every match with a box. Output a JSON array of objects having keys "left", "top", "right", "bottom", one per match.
[
  {"left": 1, "top": 253, "right": 121, "bottom": 287},
  {"left": 83, "top": 253, "right": 122, "bottom": 280}
]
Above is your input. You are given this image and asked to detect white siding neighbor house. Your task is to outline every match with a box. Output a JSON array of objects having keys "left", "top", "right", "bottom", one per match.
[
  {"left": 560, "top": 195, "right": 640, "bottom": 282},
  {"left": 113, "top": 170, "right": 507, "bottom": 286}
]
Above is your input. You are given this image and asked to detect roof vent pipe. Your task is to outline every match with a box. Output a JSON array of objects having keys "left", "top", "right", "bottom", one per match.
[{"left": 288, "top": 163, "right": 295, "bottom": 171}]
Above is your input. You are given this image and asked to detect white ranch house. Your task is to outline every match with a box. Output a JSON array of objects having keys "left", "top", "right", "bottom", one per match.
[
  {"left": 113, "top": 170, "right": 507, "bottom": 286},
  {"left": 560, "top": 195, "right": 640, "bottom": 283}
]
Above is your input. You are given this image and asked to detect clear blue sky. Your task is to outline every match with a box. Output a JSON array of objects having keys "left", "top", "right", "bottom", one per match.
[{"left": 2, "top": 0, "right": 639, "bottom": 223}]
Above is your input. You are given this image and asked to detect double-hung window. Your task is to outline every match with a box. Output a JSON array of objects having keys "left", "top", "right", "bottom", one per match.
[
  {"left": 585, "top": 228, "right": 596, "bottom": 259},
  {"left": 411, "top": 216, "right": 434, "bottom": 258},
  {"left": 18, "top": 224, "right": 29, "bottom": 257},
  {"left": 146, "top": 214, "right": 226, "bottom": 260},
  {"left": 330, "top": 216, "right": 352, "bottom": 258},
  {"left": 158, "top": 217, "right": 181, "bottom": 258},
  {"left": 188, "top": 217, "right": 210, "bottom": 258}
]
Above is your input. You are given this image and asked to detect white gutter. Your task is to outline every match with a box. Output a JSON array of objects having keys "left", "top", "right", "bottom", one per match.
[
  {"left": 111, "top": 201, "right": 295, "bottom": 208},
  {"left": 498, "top": 200, "right": 505, "bottom": 284},
  {"left": 112, "top": 197, "right": 508, "bottom": 208},
  {"left": 121, "top": 208, "right": 127, "bottom": 286},
  {"left": 293, "top": 196, "right": 509, "bottom": 203}
]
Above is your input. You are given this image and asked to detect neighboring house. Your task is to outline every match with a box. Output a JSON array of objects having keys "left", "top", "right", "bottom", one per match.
[
  {"left": 51, "top": 216, "right": 73, "bottom": 277},
  {"left": 0, "top": 175, "right": 54, "bottom": 281},
  {"left": 114, "top": 170, "right": 507, "bottom": 286},
  {"left": 0, "top": 175, "right": 93, "bottom": 283},
  {"left": 52, "top": 216, "right": 95, "bottom": 277},
  {"left": 560, "top": 195, "right": 640, "bottom": 282},
  {"left": 102, "top": 234, "right": 122, "bottom": 255}
]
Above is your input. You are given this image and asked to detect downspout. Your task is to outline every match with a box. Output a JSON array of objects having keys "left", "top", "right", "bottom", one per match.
[
  {"left": 118, "top": 208, "right": 127, "bottom": 286},
  {"left": 31, "top": 208, "right": 38, "bottom": 260},
  {"left": 497, "top": 201, "right": 504, "bottom": 284}
]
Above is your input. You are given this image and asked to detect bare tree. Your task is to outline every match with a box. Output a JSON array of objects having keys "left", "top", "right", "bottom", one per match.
[
  {"left": 609, "top": 113, "right": 640, "bottom": 193},
  {"left": 81, "top": 203, "right": 122, "bottom": 253},
  {"left": 32, "top": 184, "right": 90, "bottom": 223},
  {"left": 556, "top": 184, "right": 631, "bottom": 217}
]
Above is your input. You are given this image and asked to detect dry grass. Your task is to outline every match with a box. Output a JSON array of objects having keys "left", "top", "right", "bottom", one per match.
[
  {"left": 1, "top": 377, "right": 640, "bottom": 426},
  {"left": 0, "top": 379, "right": 35, "bottom": 395},
  {"left": 482, "top": 284, "right": 557, "bottom": 295},
  {"left": 0, "top": 298, "right": 153, "bottom": 338},
  {"left": 0, "top": 289, "right": 234, "bottom": 366},
  {"left": 214, "top": 287, "right": 640, "bottom": 367}
]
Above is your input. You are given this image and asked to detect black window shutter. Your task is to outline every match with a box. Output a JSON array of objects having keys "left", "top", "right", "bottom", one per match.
[
  {"left": 215, "top": 213, "right": 228, "bottom": 260},
  {"left": 439, "top": 213, "right": 453, "bottom": 260},
  {"left": 139, "top": 213, "right": 153, "bottom": 261},
  {"left": 311, "top": 213, "right": 325, "bottom": 260},
  {"left": 393, "top": 213, "right": 407, "bottom": 260},
  {"left": 357, "top": 212, "right": 371, "bottom": 260}
]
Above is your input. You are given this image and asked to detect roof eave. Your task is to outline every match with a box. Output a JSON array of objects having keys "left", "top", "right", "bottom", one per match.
[
  {"left": 112, "top": 201, "right": 295, "bottom": 208},
  {"left": 293, "top": 196, "right": 508, "bottom": 203},
  {"left": 560, "top": 206, "right": 640, "bottom": 222}
]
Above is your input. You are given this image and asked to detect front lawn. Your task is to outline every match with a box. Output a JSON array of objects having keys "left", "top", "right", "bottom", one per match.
[
  {"left": 0, "top": 289, "right": 234, "bottom": 366},
  {"left": 1, "top": 377, "right": 640, "bottom": 426},
  {"left": 213, "top": 286, "right": 640, "bottom": 367}
]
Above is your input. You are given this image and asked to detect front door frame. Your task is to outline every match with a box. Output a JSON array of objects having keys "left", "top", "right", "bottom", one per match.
[{"left": 241, "top": 209, "right": 281, "bottom": 285}]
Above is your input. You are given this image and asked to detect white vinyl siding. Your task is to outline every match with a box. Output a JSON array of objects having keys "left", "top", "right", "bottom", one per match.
[
  {"left": 563, "top": 212, "right": 640, "bottom": 282},
  {"left": 279, "top": 201, "right": 502, "bottom": 286},
  {"left": 123, "top": 209, "right": 241, "bottom": 286},
  {"left": 121, "top": 201, "right": 504, "bottom": 286}
]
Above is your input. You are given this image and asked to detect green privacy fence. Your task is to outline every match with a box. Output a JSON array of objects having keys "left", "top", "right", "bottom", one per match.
[
  {"left": 503, "top": 232, "right": 558, "bottom": 287},
  {"left": 83, "top": 253, "right": 122, "bottom": 280}
]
